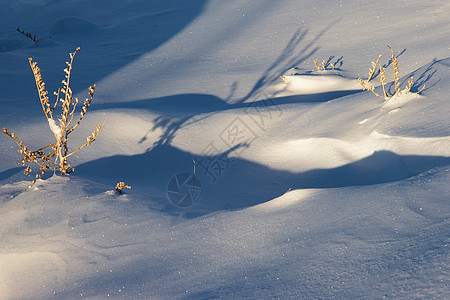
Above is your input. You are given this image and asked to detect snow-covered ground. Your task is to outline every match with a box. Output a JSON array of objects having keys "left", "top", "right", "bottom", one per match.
[{"left": 1, "top": 0, "right": 449, "bottom": 299}]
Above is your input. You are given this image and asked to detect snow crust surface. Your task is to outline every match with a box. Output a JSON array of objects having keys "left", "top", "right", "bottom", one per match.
[{"left": 1, "top": 0, "right": 449, "bottom": 299}]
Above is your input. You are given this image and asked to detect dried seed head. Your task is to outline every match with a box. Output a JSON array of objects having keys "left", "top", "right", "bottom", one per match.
[
  {"left": 116, "top": 182, "right": 131, "bottom": 194},
  {"left": 313, "top": 59, "right": 320, "bottom": 71}
]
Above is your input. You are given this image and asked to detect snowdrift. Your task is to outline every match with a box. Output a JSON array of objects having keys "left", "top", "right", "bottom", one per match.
[{"left": 1, "top": 0, "right": 449, "bottom": 299}]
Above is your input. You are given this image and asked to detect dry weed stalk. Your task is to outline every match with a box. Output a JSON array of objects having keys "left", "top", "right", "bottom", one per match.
[
  {"left": 358, "top": 78, "right": 384, "bottom": 99},
  {"left": 387, "top": 45, "right": 401, "bottom": 96},
  {"left": 404, "top": 77, "right": 414, "bottom": 94},
  {"left": 367, "top": 54, "right": 382, "bottom": 81},
  {"left": 358, "top": 45, "right": 425, "bottom": 100},
  {"left": 313, "top": 59, "right": 321, "bottom": 71},
  {"left": 3, "top": 47, "right": 104, "bottom": 183},
  {"left": 17, "top": 27, "right": 37, "bottom": 42},
  {"left": 379, "top": 65, "right": 389, "bottom": 97},
  {"left": 404, "top": 76, "right": 425, "bottom": 94},
  {"left": 279, "top": 75, "right": 289, "bottom": 84},
  {"left": 313, "top": 59, "right": 332, "bottom": 71},
  {"left": 116, "top": 182, "right": 131, "bottom": 194}
]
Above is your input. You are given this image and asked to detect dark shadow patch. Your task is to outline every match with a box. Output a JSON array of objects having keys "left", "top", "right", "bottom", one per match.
[
  {"left": 74, "top": 144, "right": 450, "bottom": 216},
  {"left": 239, "top": 20, "right": 341, "bottom": 103},
  {"left": 0, "top": 38, "right": 33, "bottom": 53},
  {"left": 0, "top": 167, "right": 24, "bottom": 182},
  {"left": 94, "top": 93, "right": 229, "bottom": 115},
  {"left": 260, "top": 89, "right": 362, "bottom": 104}
]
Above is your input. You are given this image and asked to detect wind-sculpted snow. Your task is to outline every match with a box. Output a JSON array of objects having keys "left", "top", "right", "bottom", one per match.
[{"left": 0, "top": 0, "right": 449, "bottom": 299}]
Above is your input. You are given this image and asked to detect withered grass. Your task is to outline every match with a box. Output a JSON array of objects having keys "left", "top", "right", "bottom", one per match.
[{"left": 3, "top": 47, "right": 104, "bottom": 184}]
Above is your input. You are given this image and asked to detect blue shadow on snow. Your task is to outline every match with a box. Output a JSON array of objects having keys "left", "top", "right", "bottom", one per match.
[{"left": 73, "top": 144, "right": 450, "bottom": 215}]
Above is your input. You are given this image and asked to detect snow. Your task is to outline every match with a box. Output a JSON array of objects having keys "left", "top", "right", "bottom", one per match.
[
  {"left": 48, "top": 118, "right": 61, "bottom": 137},
  {"left": 273, "top": 73, "right": 362, "bottom": 96},
  {"left": 1, "top": 0, "right": 449, "bottom": 299}
]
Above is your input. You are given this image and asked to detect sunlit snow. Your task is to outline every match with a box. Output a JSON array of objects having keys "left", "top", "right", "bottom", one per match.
[{"left": 1, "top": 0, "right": 449, "bottom": 299}]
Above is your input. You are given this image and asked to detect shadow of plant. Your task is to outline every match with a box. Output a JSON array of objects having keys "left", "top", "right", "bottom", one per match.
[{"left": 239, "top": 20, "right": 341, "bottom": 103}]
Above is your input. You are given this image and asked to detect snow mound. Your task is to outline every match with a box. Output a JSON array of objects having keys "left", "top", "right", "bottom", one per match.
[
  {"left": 0, "top": 252, "right": 66, "bottom": 299},
  {"left": 0, "top": 38, "right": 32, "bottom": 53},
  {"left": 258, "top": 131, "right": 450, "bottom": 172},
  {"left": 0, "top": 0, "right": 449, "bottom": 298},
  {"left": 50, "top": 16, "right": 99, "bottom": 37},
  {"left": 274, "top": 73, "right": 362, "bottom": 96},
  {"left": 382, "top": 90, "right": 423, "bottom": 109}
]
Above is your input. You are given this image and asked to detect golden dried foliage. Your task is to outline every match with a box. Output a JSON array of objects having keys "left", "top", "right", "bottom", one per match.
[
  {"left": 313, "top": 59, "right": 321, "bottom": 71},
  {"left": 3, "top": 47, "right": 104, "bottom": 183},
  {"left": 116, "top": 182, "right": 131, "bottom": 194},
  {"left": 404, "top": 76, "right": 425, "bottom": 95},
  {"left": 379, "top": 65, "right": 389, "bottom": 97},
  {"left": 387, "top": 45, "right": 401, "bottom": 96},
  {"left": 358, "top": 78, "right": 384, "bottom": 99},
  {"left": 313, "top": 59, "right": 333, "bottom": 71},
  {"left": 358, "top": 45, "right": 425, "bottom": 100},
  {"left": 367, "top": 54, "right": 382, "bottom": 82},
  {"left": 279, "top": 75, "right": 289, "bottom": 84}
]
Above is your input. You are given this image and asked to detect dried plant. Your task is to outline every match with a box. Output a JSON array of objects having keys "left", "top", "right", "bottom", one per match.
[
  {"left": 404, "top": 76, "right": 425, "bottom": 94},
  {"left": 358, "top": 45, "right": 425, "bottom": 100},
  {"left": 358, "top": 78, "right": 384, "bottom": 99},
  {"left": 17, "top": 27, "right": 37, "bottom": 42},
  {"left": 313, "top": 58, "right": 333, "bottom": 71},
  {"left": 379, "top": 65, "right": 389, "bottom": 97},
  {"left": 3, "top": 47, "right": 104, "bottom": 183},
  {"left": 279, "top": 75, "right": 289, "bottom": 84},
  {"left": 313, "top": 59, "right": 321, "bottom": 71},
  {"left": 313, "top": 57, "right": 339, "bottom": 71},
  {"left": 367, "top": 54, "right": 382, "bottom": 81},
  {"left": 116, "top": 182, "right": 131, "bottom": 194},
  {"left": 387, "top": 45, "right": 401, "bottom": 96}
]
